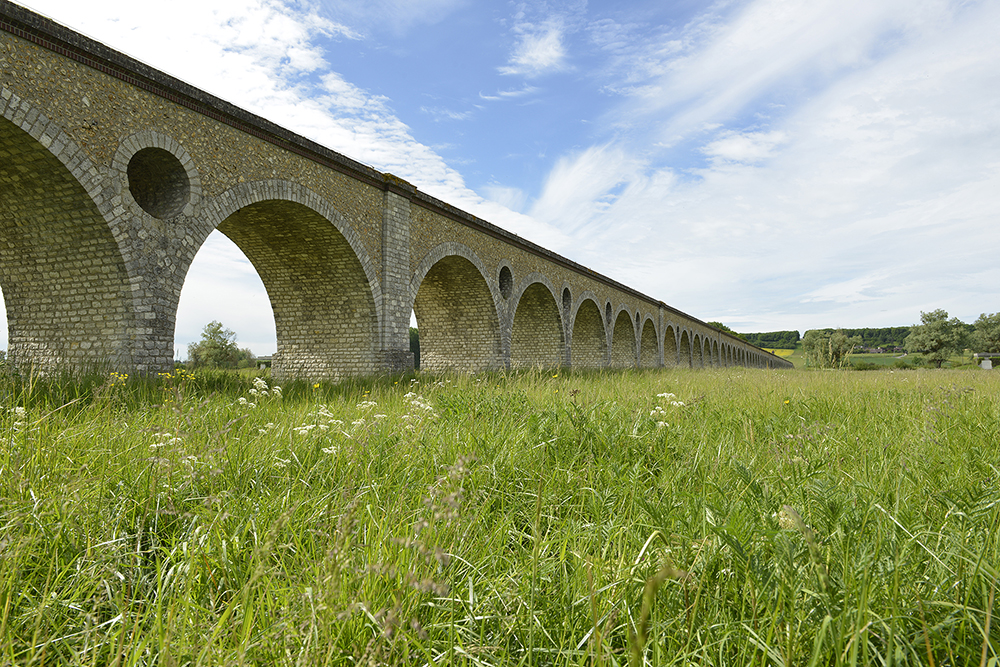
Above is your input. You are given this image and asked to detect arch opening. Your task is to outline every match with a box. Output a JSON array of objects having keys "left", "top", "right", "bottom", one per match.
[
  {"left": 663, "top": 325, "right": 678, "bottom": 367},
  {"left": 570, "top": 299, "right": 606, "bottom": 370},
  {"left": 175, "top": 230, "right": 275, "bottom": 367},
  {"left": 639, "top": 319, "right": 658, "bottom": 368},
  {"left": 0, "top": 115, "right": 132, "bottom": 373},
  {"left": 207, "top": 199, "right": 377, "bottom": 379},
  {"left": 679, "top": 330, "right": 692, "bottom": 368},
  {"left": 413, "top": 255, "right": 501, "bottom": 372},
  {"left": 511, "top": 282, "right": 564, "bottom": 369},
  {"left": 127, "top": 147, "right": 190, "bottom": 219},
  {"left": 498, "top": 266, "right": 513, "bottom": 300},
  {"left": 610, "top": 310, "right": 637, "bottom": 368}
]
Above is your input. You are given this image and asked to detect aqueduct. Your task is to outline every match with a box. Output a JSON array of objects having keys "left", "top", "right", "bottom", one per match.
[{"left": 0, "top": 2, "right": 792, "bottom": 378}]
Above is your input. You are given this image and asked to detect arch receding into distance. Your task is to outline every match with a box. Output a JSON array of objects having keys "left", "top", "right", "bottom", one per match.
[
  {"left": 663, "top": 325, "right": 677, "bottom": 367},
  {"left": 210, "top": 197, "right": 379, "bottom": 379},
  {"left": 570, "top": 298, "right": 607, "bottom": 369},
  {"left": 678, "top": 330, "right": 692, "bottom": 368},
  {"left": 0, "top": 111, "right": 132, "bottom": 373},
  {"left": 609, "top": 310, "right": 637, "bottom": 368},
  {"left": 510, "top": 280, "right": 564, "bottom": 369},
  {"left": 410, "top": 246, "right": 502, "bottom": 372},
  {"left": 639, "top": 318, "right": 658, "bottom": 368}
]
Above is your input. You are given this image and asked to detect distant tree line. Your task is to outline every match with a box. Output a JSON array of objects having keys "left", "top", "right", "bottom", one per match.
[
  {"left": 798, "top": 310, "right": 1000, "bottom": 369},
  {"left": 739, "top": 331, "right": 800, "bottom": 349},
  {"left": 837, "top": 327, "right": 911, "bottom": 348}
]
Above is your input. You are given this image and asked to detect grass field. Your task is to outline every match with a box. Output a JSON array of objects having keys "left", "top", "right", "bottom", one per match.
[{"left": 1, "top": 367, "right": 997, "bottom": 665}]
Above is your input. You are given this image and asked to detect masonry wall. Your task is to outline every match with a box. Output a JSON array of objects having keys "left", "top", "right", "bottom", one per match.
[{"left": 0, "top": 3, "right": 793, "bottom": 377}]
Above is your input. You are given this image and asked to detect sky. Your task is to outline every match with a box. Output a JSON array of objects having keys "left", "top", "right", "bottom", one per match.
[{"left": 7, "top": 0, "right": 1000, "bottom": 357}]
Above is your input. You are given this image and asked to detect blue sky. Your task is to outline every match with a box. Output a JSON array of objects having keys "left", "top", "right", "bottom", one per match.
[{"left": 10, "top": 0, "right": 1000, "bottom": 356}]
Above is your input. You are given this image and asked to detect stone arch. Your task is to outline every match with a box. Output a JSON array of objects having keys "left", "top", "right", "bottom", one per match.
[
  {"left": 609, "top": 308, "right": 637, "bottom": 368},
  {"left": 0, "top": 95, "right": 134, "bottom": 373},
  {"left": 196, "top": 181, "right": 381, "bottom": 379},
  {"left": 570, "top": 296, "right": 606, "bottom": 370},
  {"left": 711, "top": 340, "right": 720, "bottom": 367},
  {"left": 678, "top": 330, "right": 692, "bottom": 368},
  {"left": 409, "top": 244, "right": 502, "bottom": 372},
  {"left": 663, "top": 324, "right": 678, "bottom": 367},
  {"left": 510, "top": 276, "right": 564, "bottom": 369},
  {"left": 693, "top": 334, "right": 704, "bottom": 367},
  {"left": 639, "top": 317, "right": 659, "bottom": 368},
  {"left": 112, "top": 130, "right": 203, "bottom": 220}
]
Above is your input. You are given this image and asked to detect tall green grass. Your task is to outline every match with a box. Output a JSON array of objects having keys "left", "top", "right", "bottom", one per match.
[{"left": 0, "top": 367, "right": 997, "bottom": 665}]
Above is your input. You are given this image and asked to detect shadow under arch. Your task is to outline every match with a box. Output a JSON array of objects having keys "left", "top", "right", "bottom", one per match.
[
  {"left": 678, "top": 330, "right": 692, "bottom": 368},
  {"left": 0, "top": 105, "right": 133, "bottom": 373},
  {"left": 609, "top": 308, "right": 637, "bottom": 368},
  {"left": 408, "top": 244, "right": 502, "bottom": 372},
  {"left": 663, "top": 324, "right": 678, "bottom": 367},
  {"left": 639, "top": 317, "right": 658, "bottom": 368},
  {"left": 570, "top": 297, "right": 607, "bottom": 369},
  {"left": 198, "top": 184, "right": 381, "bottom": 379},
  {"left": 510, "top": 276, "right": 564, "bottom": 369}
]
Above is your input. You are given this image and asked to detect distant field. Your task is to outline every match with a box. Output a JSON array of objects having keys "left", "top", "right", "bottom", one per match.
[{"left": 1, "top": 367, "right": 997, "bottom": 665}]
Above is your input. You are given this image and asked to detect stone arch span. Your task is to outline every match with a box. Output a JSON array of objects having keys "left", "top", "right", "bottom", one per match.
[
  {"left": 510, "top": 275, "right": 564, "bottom": 369},
  {"left": 663, "top": 324, "right": 678, "bottom": 367},
  {"left": 609, "top": 308, "right": 637, "bottom": 368},
  {"left": 678, "top": 330, "right": 692, "bottom": 367},
  {"left": 0, "top": 98, "right": 134, "bottom": 373},
  {"left": 639, "top": 316, "right": 658, "bottom": 368},
  {"left": 200, "top": 182, "right": 382, "bottom": 379},
  {"left": 570, "top": 296, "right": 606, "bottom": 369},
  {"left": 409, "top": 244, "right": 502, "bottom": 372}
]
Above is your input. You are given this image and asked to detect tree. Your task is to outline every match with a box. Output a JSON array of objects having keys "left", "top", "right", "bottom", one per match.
[
  {"left": 904, "top": 309, "right": 968, "bottom": 368},
  {"left": 972, "top": 312, "right": 1000, "bottom": 353},
  {"left": 707, "top": 322, "right": 746, "bottom": 341},
  {"left": 802, "top": 329, "right": 862, "bottom": 368},
  {"left": 187, "top": 321, "right": 241, "bottom": 369}
]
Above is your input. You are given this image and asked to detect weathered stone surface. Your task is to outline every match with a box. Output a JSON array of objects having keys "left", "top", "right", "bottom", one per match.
[{"left": 0, "top": 2, "right": 792, "bottom": 377}]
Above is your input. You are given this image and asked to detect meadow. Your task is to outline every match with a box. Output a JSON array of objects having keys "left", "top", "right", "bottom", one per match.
[{"left": 0, "top": 366, "right": 997, "bottom": 665}]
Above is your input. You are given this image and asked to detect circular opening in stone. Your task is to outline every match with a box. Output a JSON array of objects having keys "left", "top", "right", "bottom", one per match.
[
  {"left": 605, "top": 302, "right": 612, "bottom": 322},
  {"left": 499, "top": 266, "right": 513, "bottom": 299},
  {"left": 635, "top": 312, "right": 640, "bottom": 325},
  {"left": 562, "top": 287, "right": 571, "bottom": 312},
  {"left": 127, "top": 147, "right": 190, "bottom": 219}
]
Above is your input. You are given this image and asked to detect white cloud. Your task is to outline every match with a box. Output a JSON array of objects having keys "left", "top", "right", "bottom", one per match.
[
  {"left": 4, "top": 0, "right": 567, "bottom": 353},
  {"left": 531, "top": 0, "right": 1000, "bottom": 331},
  {"left": 701, "top": 130, "right": 786, "bottom": 164},
  {"left": 498, "top": 21, "right": 569, "bottom": 77}
]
